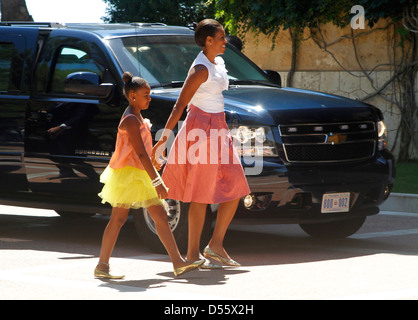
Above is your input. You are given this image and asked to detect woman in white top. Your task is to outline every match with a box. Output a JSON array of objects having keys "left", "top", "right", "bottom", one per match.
[{"left": 153, "top": 19, "right": 250, "bottom": 267}]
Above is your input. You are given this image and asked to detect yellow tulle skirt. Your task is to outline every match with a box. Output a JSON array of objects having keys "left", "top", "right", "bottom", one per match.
[{"left": 98, "top": 166, "right": 164, "bottom": 209}]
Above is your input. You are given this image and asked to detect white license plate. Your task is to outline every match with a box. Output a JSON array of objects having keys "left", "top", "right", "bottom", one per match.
[{"left": 321, "top": 192, "right": 350, "bottom": 213}]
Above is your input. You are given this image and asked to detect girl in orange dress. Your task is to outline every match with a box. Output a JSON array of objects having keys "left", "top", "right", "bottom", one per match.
[{"left": 95, "top": 72, "right": 204, "bottom": 279}]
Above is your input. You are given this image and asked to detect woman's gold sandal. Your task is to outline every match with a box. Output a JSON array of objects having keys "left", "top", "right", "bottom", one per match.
[
  {"left": 186, "top": 257, "right": 223, "bottom": 270},
  {"left": 174, "top": 259, "right": 205, "bottom": 277},
  {"left": 203, "top": 246, "right": 241, "bottom": 267},
  {"left": 94, "top": 261, "right": 125, "bottom": 279}
]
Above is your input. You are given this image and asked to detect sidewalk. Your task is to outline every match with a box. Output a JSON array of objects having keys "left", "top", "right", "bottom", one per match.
[{"left": 380, "top": 193, "right": 418, "bottom": 213}]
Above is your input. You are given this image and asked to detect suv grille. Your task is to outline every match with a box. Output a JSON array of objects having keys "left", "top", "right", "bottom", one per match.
[{"left": 279, "top": 122, "right": 376, "bottom": 163}]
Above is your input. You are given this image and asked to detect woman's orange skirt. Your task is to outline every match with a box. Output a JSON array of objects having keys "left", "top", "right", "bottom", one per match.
[{"left": 162, "top": 105, "right": 250, "bottom": 204}]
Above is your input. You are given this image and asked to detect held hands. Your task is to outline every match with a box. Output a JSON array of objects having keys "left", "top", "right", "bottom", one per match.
[
  {"left": 152, "top": 139, "right": 167, "bottom": 171},
  {"left": 151, "top": 138, "right": 169, "bottom": 199},
  {"left": 151, "top": 176, "right": 168, "bottom": 199},
  {"left": 155, "top": 183, "right": 168, "bottom": 199}
]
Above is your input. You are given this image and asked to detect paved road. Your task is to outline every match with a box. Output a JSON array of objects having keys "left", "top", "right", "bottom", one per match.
[{"left": 1, "top": 204, "right": 418, "bottom": 300}]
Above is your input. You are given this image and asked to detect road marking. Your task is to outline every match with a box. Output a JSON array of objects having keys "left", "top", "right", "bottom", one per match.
[{"left": 0, "top": 204, "right": 58, "bottom": 217}]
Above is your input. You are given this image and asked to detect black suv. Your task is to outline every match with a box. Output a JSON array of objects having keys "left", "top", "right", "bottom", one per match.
[{"left": 0, "top": 22, "right": 395, "bottom": 251}]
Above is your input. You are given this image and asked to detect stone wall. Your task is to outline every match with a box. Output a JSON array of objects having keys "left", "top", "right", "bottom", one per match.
[{"left": 241, "top": 20, "right": 417, "bottom": 159}]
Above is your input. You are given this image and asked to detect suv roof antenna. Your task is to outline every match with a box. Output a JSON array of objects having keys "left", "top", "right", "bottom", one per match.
[{"left": 130, "top": 22, "right": 166, "bottom": 27}]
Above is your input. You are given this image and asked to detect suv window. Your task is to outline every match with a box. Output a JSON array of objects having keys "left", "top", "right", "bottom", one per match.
[
  {"left": 0, "top": 43, "right": 13, "bottom": 91},
  {"left": 0, "top": 42, "right": 22, "bottom": 92},
  {"left": 108, "top": 35, "right": 270, "bottom": 87},
  {"left": 50, "top": 47, "right": 105, "bottom": 93}
]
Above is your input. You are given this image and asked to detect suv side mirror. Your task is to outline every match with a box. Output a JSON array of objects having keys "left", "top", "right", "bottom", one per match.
[
  {"left": 264, "top": 70, "right": 281, "bottom": 87},
  {"left": 64, "top": 72, "right": 114, "bottom": 98}
]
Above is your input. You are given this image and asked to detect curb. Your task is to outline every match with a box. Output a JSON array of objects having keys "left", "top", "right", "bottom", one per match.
[{"left": 380, "top": 193, "right": 418, "bottom": 213}]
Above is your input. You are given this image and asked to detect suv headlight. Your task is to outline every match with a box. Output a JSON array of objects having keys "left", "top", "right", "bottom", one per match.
[
  {"left": 230, "top": 125, "right": 278, "bottom": 157},
  {"left": 377, "top": 120, "right": 387, "bottom": 150}
]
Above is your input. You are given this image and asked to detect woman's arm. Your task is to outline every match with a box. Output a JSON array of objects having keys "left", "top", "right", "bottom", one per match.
[
  {"left": 152, "top": 65, "right": 208, "bottom": 159},
  {"left": 163, "top": 65, "right": 208, "bottom": 132},
  {"left": 122, "top": 116, "right": 167, "bottom": 198}
]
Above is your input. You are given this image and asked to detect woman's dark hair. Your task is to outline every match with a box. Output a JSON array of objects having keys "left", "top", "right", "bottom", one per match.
[
  {"left": 194, "top": 19, "right": 223, "bottom": 48},
  {"left": 122, "top": 71, "right": 149, "bottom": 97}
]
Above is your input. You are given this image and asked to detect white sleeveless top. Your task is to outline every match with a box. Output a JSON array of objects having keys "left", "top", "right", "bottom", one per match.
[{"left": 188, "top": 51, "right": 229, "bottom": 113}]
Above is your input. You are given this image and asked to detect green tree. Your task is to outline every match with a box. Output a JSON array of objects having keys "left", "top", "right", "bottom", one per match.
[
  {"left": 214, "top": 0, "right": 414, "bottom": 33},
  {"left": 214, "top": 0, "right": 355, "bottom": 87},
  {"left": 214, "top": 0, "right": 415, "bottom": 85},
  {"left": 1, "top": 0, "right": 33, "bottom": 21},
  {"left": 103, "top": 0, "right": 215, "bottom": 26}
]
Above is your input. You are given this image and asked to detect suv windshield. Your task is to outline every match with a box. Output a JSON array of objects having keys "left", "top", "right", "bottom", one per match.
[{"left": 108, "top": 35, "right": 271, "bottom": 88}]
